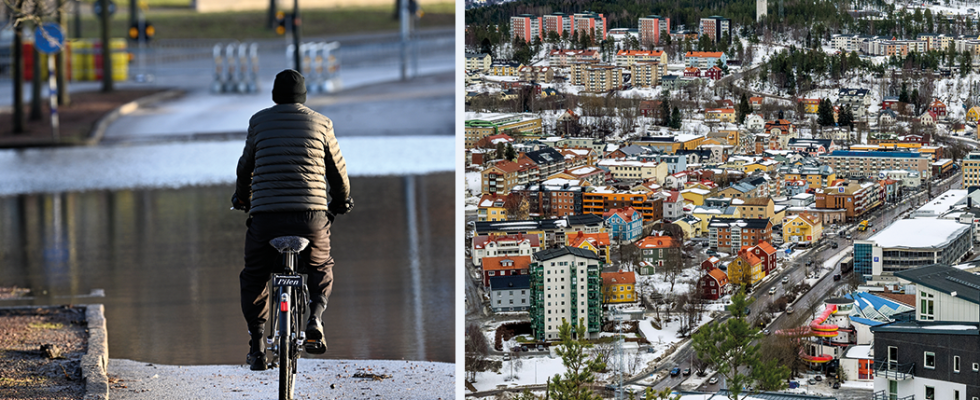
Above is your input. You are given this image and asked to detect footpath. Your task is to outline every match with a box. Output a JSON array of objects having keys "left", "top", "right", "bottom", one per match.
[{"left": 0, "top": 32, "right": 455, "bottom": 399}]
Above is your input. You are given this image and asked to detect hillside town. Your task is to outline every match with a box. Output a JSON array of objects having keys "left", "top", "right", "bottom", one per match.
[{"left": 464, "top": 0, "right": 980, "bottom": 399}]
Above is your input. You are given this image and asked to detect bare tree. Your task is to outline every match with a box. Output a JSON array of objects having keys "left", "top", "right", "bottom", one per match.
[{"left": 465, "top": 323, "right": 492, "bottom": 382}]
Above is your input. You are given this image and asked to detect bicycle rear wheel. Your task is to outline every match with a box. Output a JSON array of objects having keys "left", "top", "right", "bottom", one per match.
[{"left": 278, "top": 288, "right": 295, "bottom": 400}]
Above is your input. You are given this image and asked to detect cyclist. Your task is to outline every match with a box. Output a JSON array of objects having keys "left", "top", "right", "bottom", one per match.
[{"left": 232, "top": 69, "right": 352, "bottom": 371}]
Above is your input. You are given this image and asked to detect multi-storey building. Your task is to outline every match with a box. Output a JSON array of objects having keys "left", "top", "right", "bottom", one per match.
[
  {"left": 517, "top": 66, "right": 554, "bottom": 83},
  {"left": 475, "top": 214, "right": 606, "bottom": 249},
  {"left": 529, "top": 247, "right": 603, "bottom": 340},
  {"left": 813, "top": 181, "right": 883, "bottom": 222},
  {"left": 510, "top": 14, "right": 542, "bottom": 42},
  {"left": 481, "top": 255, "right": 532, "bottom": 287},
  {"left": 464, "top": 113, "right": 543, "bottom": 148},
  {"left": 707, "top": 217, "right": 773, "bottom": 253},
  {"left": 489, "top": 275, "right": 530, "bottom": 312},
  {"left": 571, "top": 12, "right": 607, "bottom": 40},
  {"left": 512, "top": 179, "right": 586, "bottom": 219},
  {"left": 476, "top": 193, "right": 508, "bottom": 222},
  {"left": 583, "top": 188, "right": 663, "bottom": 223},
  {"left": 481, "top": 160, "right": 521, "bottom": 195},
  {"left": 894, "top": 264, "right": 980, "bottom": 322},
  {"left": 838, "top": 88, "right": 872, "bottom": 118},
  {"left": 699, "top": 16, "right": 731, "bottom": 43},
  {"left": 783, "top": 212, "right": 823, "bottom": 244},
  {"left": 698, "top": 267, "right": 730, "bottom": 300},
  {"left": 630, "top": 62, "right": 662, "bottom": 87},
  {"left": 548, "top": 49, "right": 599, "bottom": 67},
  {"left": 963, "top": 151, "right": 980, "bottom": 189},
  {"left": 615, "top": 50, "right": 668, "bottom": 69},
  {"left": 819, "top": 150, "right": 932, "bottom": 180},
  {"left": 685, "top": 51, "right": 727, "bottom": 68},
  {"left": 472, "top": 233, "right": 541, "bottom": 267},
  {"left": 569, "top": 63, "right": 623, "bottom": 92},
  {"left": 542, "top": 12, "right": 573, "bottom": 37},
  {"left": 489, "top": 61, "right": 523, "bottom": 76},
  {"left": 637, "top": 15, "right": 670, "bottom": 47},
  {"left": 602, "top": 207, "right": 643, "bottom": 243},
  {"left": 634, "top": 235, "right": 678, "bottom": 275},
  {"left": 870, "top": 320, "right": 980, "bottom": 400},
  {"left": 465, "top": 52, "right": 491, "bottom": 72},
  {"left": 596, "top": 158, "right": 668, "bottom": 183},
  {"left": 780, "top": 164, "right": 836, "bottom": 189},
  {"left": 853, "top": 219, "right": 972, "bottom": 279}
]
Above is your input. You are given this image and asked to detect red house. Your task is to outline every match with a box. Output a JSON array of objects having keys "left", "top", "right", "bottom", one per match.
[
  {"left": 701, "top": 256, "right": 721, "bottom": 272},
  {"left": 683, "top": 67, "right": 701, "bottom": 77},
  {"left": 699, "top": 268, "right": 729, "bottom": 300},
  {"left": 748, "top": 241, "right": 778, "bottom": 276},
  {"left": 704, "top": 65, "right": 723, "bottom": 80},
  {"left": 482, "top": 255, "right": 531, "bottom": 287},
  {"left": 928, "top": 98, "right": 947, "bottom": 117}
]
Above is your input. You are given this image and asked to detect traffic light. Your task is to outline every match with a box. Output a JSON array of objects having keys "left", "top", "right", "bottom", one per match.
[
  {"left": 275, "top": 12, "right": 286, "bottom": 35},
  {"left": 128, "top": 21, "right": 154, "bottom": 42}
]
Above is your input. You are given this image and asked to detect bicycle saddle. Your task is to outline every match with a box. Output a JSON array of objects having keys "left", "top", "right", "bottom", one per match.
[{"left": 270, "top": 236, "right": 310, "bottom": 253}]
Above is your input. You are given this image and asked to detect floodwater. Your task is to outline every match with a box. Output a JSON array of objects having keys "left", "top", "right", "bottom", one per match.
[{"left": 0, "top": 173, "right": 454, "bottom": 364}]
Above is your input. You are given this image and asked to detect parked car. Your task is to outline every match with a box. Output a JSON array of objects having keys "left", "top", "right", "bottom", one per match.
[
  {"left": 670, "top": 367, "right": 681, "bottom": 377},
  {"left": 807, "top": 378, "right": 817, "bottom": 385},
  {"left": 762, "top": 329, "right": 771, "bottom": 335},
  {"left": 683, "top": 368, "right": 691, "bottom": 376},
  {"left": 833, "top": 274, "right": 842, "bottom": 281},
  {"left": 832, "top": 381, "right": 841, "bottom": 389},
  {"left": 831, "top": 242, "right": 839, "bottom": 249},
  {"left": 814, "top": 375, "right": 823, "bottom": 382},
  {"left": 768, "top": 287, "right": 776, "bottom": 295},
  {"left": 845, "top": 234, "right": 852, "bottom": 239},
  {"left": 782, "top": 276, "right": 789, "bottom": 284},
  {"left": 786, "top": 306, "right": 794, "bottom": 314},
  {"left": 706, "top": 250, "right": 718, "bottom": 256},
  {"left": 708, "top": 376, "right": 719, "bottom": 385}
]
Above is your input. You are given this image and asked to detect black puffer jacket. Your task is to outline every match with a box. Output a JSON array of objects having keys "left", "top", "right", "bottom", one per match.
[{"left": 236, "top": 103, "right": 350, "bottom": 214}]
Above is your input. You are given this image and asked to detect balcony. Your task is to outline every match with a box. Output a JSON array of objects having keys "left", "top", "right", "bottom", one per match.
[
  {"left": 874, "top": 360, "right": 915, "bottom": 381},
  {"left": 872, "top": 391, "right": 914, "bottom": 400}
]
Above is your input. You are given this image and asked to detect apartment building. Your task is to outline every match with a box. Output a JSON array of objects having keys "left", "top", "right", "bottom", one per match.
[
  {"left": 511, "top": 14, "right": 542, "bottom": 42},
  {"left": 571, "top": 12, "right": 607, "bottom": 40},
  {"left": 511, "top": 179, "right": 586, "bottom": 219},
  {"left": 707, "top": 217, "right": 773, "bottom": 253},
  {"left": 517, "top": 66, "right": 554, "bottom": 83},
  {"left": 631, "top": 62, "right": 662, "bottom": 87},
  {"left": 637, "top": 15, "right": 670, "bottom": 47},
  {"left": 870, "top": 320, "right": 980, "bottom": 400},
  {"left": 542, "top": 12, "right": 572, "bottom": 37},
  {"left": 529, "top": 247, "right": 603, "bottom": 340},
  {"left": 596, "top": 158, "right": 668, "bottom": 183},
  {"left": 465, "top": 52, "right": 491, "bottom": 72},
  {"left": 819, "top": 150, "right": 932, "bottom": 180},
  {"left": 472, "top": 233, "right": 541, "bottom": 267},
  {"left": 963, "top": 151, "right": 980, "bottom": 189},
  {"left": 464, "top": 113, "right": 543, "bottom": 148},
  {"left": 813, "top": 180, "right": 883, "bottom": 221},
  {"left": 615, "top": 50, "right": 668, "bottom": 70},
  {"left": 583, "top": 188, "right": 664, "bottom": 222},
  {"left": 549, "top": 49, "right": 599, "bottom": 67},
  {"left": 838, "top": 88, "right": 872, "bottom": 118},
  {"left": 699, "top": 16, "right": 731, "bottom": 43},
  {"left": 685, "top": 51, "right": 727, "bottom": 68},
  {"left": 569, "top": 63, "right": 623, "bottom": 92}
]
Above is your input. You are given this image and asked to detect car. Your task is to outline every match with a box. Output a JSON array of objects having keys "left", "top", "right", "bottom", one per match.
[
  {"left": 814, "top": 375, "right": 823, "bottom": 382},
  {"left": 832, "top": 242, "right": 839, "bottom": 249},
  {"left": 706, "top": 250, "right": 718, "bottom": 256},
  {"left": 807, "top": 378, "right": 817, "bottom": 385},
  {"left": 833, "top": 381, "right": 841, "bottom": 389},
  {"left": 762, "top": 329, "right": 771, "bottom": 335},
  {"left": 833, "top": 274, "right": 842, "bottom": 281},
  {"left": 768, "top": 287, "right": 776, "bottom": 295},
  {"left": 708, "top": 377, "right": 719, "bottom": 385},
  {"left": 503, "top": 354, "right": 511, "bottom": 361},
  {"left": 521, "top": 345, "right": 529, "bottom": 352},
  {"left": 786, "top": 306, "right": 794, "bottom": 314},
  {"left": 670, "top": 367, "right": 681, "bottom": 377},
  {"left": 782, "top": 276, "right": 789, "bottom": 284},
  {"left": 846, "top": 234, "right": 852, "bottom": 239},
  {"left": 682, "top": 368, "right": 691, "bottom": 376}
]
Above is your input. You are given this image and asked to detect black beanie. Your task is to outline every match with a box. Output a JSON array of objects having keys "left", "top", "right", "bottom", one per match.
[{"left": 272, "top": 69, "right": 307, "bottom": 104}]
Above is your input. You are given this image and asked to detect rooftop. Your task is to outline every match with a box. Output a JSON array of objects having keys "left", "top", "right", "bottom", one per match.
[
  {"left": 864, "top": 218, "right": 971, "bottom": 249},
  {"left": 894, "top": 264, "right": 980, "bottom": 305}
]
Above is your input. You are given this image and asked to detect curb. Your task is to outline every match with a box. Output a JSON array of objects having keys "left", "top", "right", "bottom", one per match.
[
  {"left": 85, "top": 89, "right": 185, "bottom": 146},
  {"left": 81, "top": 304, "right": 109, "bottom": 400}
]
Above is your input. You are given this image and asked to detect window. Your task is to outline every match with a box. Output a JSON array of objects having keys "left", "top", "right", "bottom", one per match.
[
  {"left": 973, "top": 362, "right": 979, "bottom": 371},
  {"left": 954, "top": 356, "right": 960, "bottom": 373},
  {"left": 925, "top": 386, "right": 935, "bottom": 400},
  {"left": 924, "top": 351, "right": 935, "bottom": 369}
]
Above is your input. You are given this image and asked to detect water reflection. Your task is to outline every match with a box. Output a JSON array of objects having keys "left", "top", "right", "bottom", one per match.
[{"left": 0, "top": 173, "right": 454, "bottom": 364}]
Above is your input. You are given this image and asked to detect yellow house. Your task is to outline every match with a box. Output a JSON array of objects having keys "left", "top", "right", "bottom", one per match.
[
  {"left": 477, "top": 193, "right": 509, "bottom": 222},
  {"left": 967, "top": 106, "right": 980, "bottom": 123},
  {"left": 743, "top": 159, "right": 779, "bottom": 174},
  {"left": 692, "top": 204, "right": 741, "bottom": 234},
  {"left": 681, "top": 188, "right": 713, "bottom": 206},
  {"left": 602, "top": 271, "right": 637, "bottom": 303},
  {"left": 674, "top": 216, "right": 702, "bottom": 239},
  {"left": 488, "top": 61, "right": 524, "bottom": 76},
  {"left": 567, "top": 231, "right": 612, "bottom": 264},
  {"left": 735, "top": 197, "right": 775, "bottom": 220},
  {"left": 705, "top": 108, "right": 737, "bottom": 123},
  {"left": 783, "top": 212, "right": 823, "bottom": 244},
  {"left": 728, "top": 248, "right": 763, "bottom": 286}
]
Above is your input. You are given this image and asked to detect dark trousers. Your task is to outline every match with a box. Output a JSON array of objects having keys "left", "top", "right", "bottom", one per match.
[{"left": 240, "top": 211, "right": 334, "bottom": 329}]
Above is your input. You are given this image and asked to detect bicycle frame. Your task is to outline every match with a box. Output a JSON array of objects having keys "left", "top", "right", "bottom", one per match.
[{"left": 266, "top": 247, "right": 309, "bottom": 400}]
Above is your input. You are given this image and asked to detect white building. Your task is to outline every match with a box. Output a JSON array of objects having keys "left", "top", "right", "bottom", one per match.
[{"left": 529, "top": 247, "right": 603, "bottom": 341}]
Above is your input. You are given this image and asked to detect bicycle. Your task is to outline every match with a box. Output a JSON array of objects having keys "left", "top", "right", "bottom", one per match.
[{"left": 265, "top": 235, "right": 311, "bottom": 400}]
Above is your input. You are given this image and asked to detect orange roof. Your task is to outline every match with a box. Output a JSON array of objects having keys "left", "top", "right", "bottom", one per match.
[
  {"left": 684, "top": 67, "right": 700, "bottom": 72},
  {"left": 478, "top": 193, "right": 508, "bottom": 209},
  {"left": 708, "top": 65, "right": 722, "bottom": 71},
  {"left": 482, "top": 255, "right": 532, "bottom": 271},
  {"left": 603, "top": 207, "right": 640, "bottom": 223},
  {"left": 706, "top": 268, "right": 729, "bottom": 286},
  {"left": 749, "top": 97, "right": 763, "bottom": 103},
  {"left": 602, "top": 271, "right": 636, "bottom": 286},
  {"left": 635, "top": 235, "right": 676, "bottom": 249},
  {"left": 754, "top": 241, "right": 777, "bottom": 256},
  {"left": 738, "top": 248, "right": 761, "bottom": 266},
  {"left": 706, "top": 108, "right": 735, "bottom": 114},
  {"left": 686, "top": 51, "right": 724, "bottom": 58},
  {"left": 492, "top": 160, "right": 520, "bottom": 173},
  {"left": 617, "top": 50, "right": 664, "bottom": 56},
  {"left": 795, "top": 212, "right": 821, "bottom": 227},
  {"left": 569, "top": 231, "right": 610, "bottom": 247}
]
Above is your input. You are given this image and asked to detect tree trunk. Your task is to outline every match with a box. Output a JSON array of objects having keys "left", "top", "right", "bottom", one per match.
[
  {"left": 12, "top": 21, "right": 25, "bottom": 133},
  {"left": 100, "top": 0, "right": 113, "bottom": 92}
]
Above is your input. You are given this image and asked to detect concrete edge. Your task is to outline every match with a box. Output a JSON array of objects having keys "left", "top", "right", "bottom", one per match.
[
  {"left": 80, "top": 304, "right": 109, "bottom": 400},
  {"left": 85, "top": 89, "right": 185, "bottom": 146}
]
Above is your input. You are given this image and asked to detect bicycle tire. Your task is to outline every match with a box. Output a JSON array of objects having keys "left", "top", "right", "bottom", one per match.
[{"left": 279, "top": 287, "right": 293, "bottom": 400}]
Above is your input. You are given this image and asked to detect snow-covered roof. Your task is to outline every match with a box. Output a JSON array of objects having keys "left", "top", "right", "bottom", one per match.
[
  {"left": 866, "top": 218, "right": 971, "bottom": 249},
  {"left": 913, "top": 189, "right": 968, "bottom": 217},
  {"left": 844, "top": 345, "right": 873, "bottom": 359}
]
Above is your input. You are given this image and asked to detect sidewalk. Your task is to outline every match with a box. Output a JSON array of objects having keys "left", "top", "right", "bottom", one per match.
[{"left": 107, "top": 358, "right": 454, "bottom": 400}]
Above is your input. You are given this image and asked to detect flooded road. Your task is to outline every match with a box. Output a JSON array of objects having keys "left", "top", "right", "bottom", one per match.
[{"left": 0, "top": 173, "right": 454, "bottom": 364}]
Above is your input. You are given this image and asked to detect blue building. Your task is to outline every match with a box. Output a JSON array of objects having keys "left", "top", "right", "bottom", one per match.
[{"left": 603, "top": 207, "right": 643, "bottom": 243}]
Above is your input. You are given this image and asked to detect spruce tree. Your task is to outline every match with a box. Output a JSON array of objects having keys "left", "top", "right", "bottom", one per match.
[
  {"left": 817, "top": 98, "right": 835, "bottom": 126},
  {"left": 670, "top": 106, "right": 682, "bottom": 129},
  {"left": 738, "top": 93, "right": 751, "bottom": 124},
  {"left": 546, "top": 320, "right": 606, "bottom": 400}
]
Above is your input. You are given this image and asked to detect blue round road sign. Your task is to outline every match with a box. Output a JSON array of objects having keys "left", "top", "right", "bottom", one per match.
[
  {"left": 92, "top": 0, "right": 117, "bottom": 16},
  {"left": 34, "top": 23, "right": 65, "bottom": 54}
]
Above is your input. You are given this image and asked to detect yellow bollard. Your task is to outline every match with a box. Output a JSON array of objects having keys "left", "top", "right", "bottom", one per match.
[{"left": 110, "top": 38, "right": 128, "bottom": 81}]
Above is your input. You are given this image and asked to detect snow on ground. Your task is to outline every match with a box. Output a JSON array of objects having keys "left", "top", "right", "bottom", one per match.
[{"left": 466, "top": 171, "right": 482, "bottom": 196}]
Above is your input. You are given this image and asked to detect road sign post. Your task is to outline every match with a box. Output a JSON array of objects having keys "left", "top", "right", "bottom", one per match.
[{"left": 34, "top": 23, "right": 65, "bottom": 142}]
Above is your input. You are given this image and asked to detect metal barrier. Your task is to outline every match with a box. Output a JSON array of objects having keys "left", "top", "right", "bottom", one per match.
[
  {"left": 210, "top": 41, "right": 260, "bottom": 94},
  {"left": 287, "top": 42, "right": 340, "bottom": 93}
]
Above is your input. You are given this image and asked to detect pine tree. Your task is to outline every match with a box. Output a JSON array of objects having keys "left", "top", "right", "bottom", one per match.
[
  {"left": 738, "top": 93, "right": 751, "bottom": 124},
  {"left": 505, "top": 143, "right": 517, "bottom": 161},
  {"left": 899, "top": 82, "right": 910, "bottom": 104},
  {"left": 817, "top": 98, "right": 835, "bottom": 126},
  {"left": 659, "top": 95, "right": 672, "bottom": 127},
  {"left": 546, "top": 320, "right": 606, "bottom": 400},
  {"left": 670, "top": 106, "right": 682, "bottom": 129},
  {"left": 839, "top": 106, "right": 854, "bottom": 130}
]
